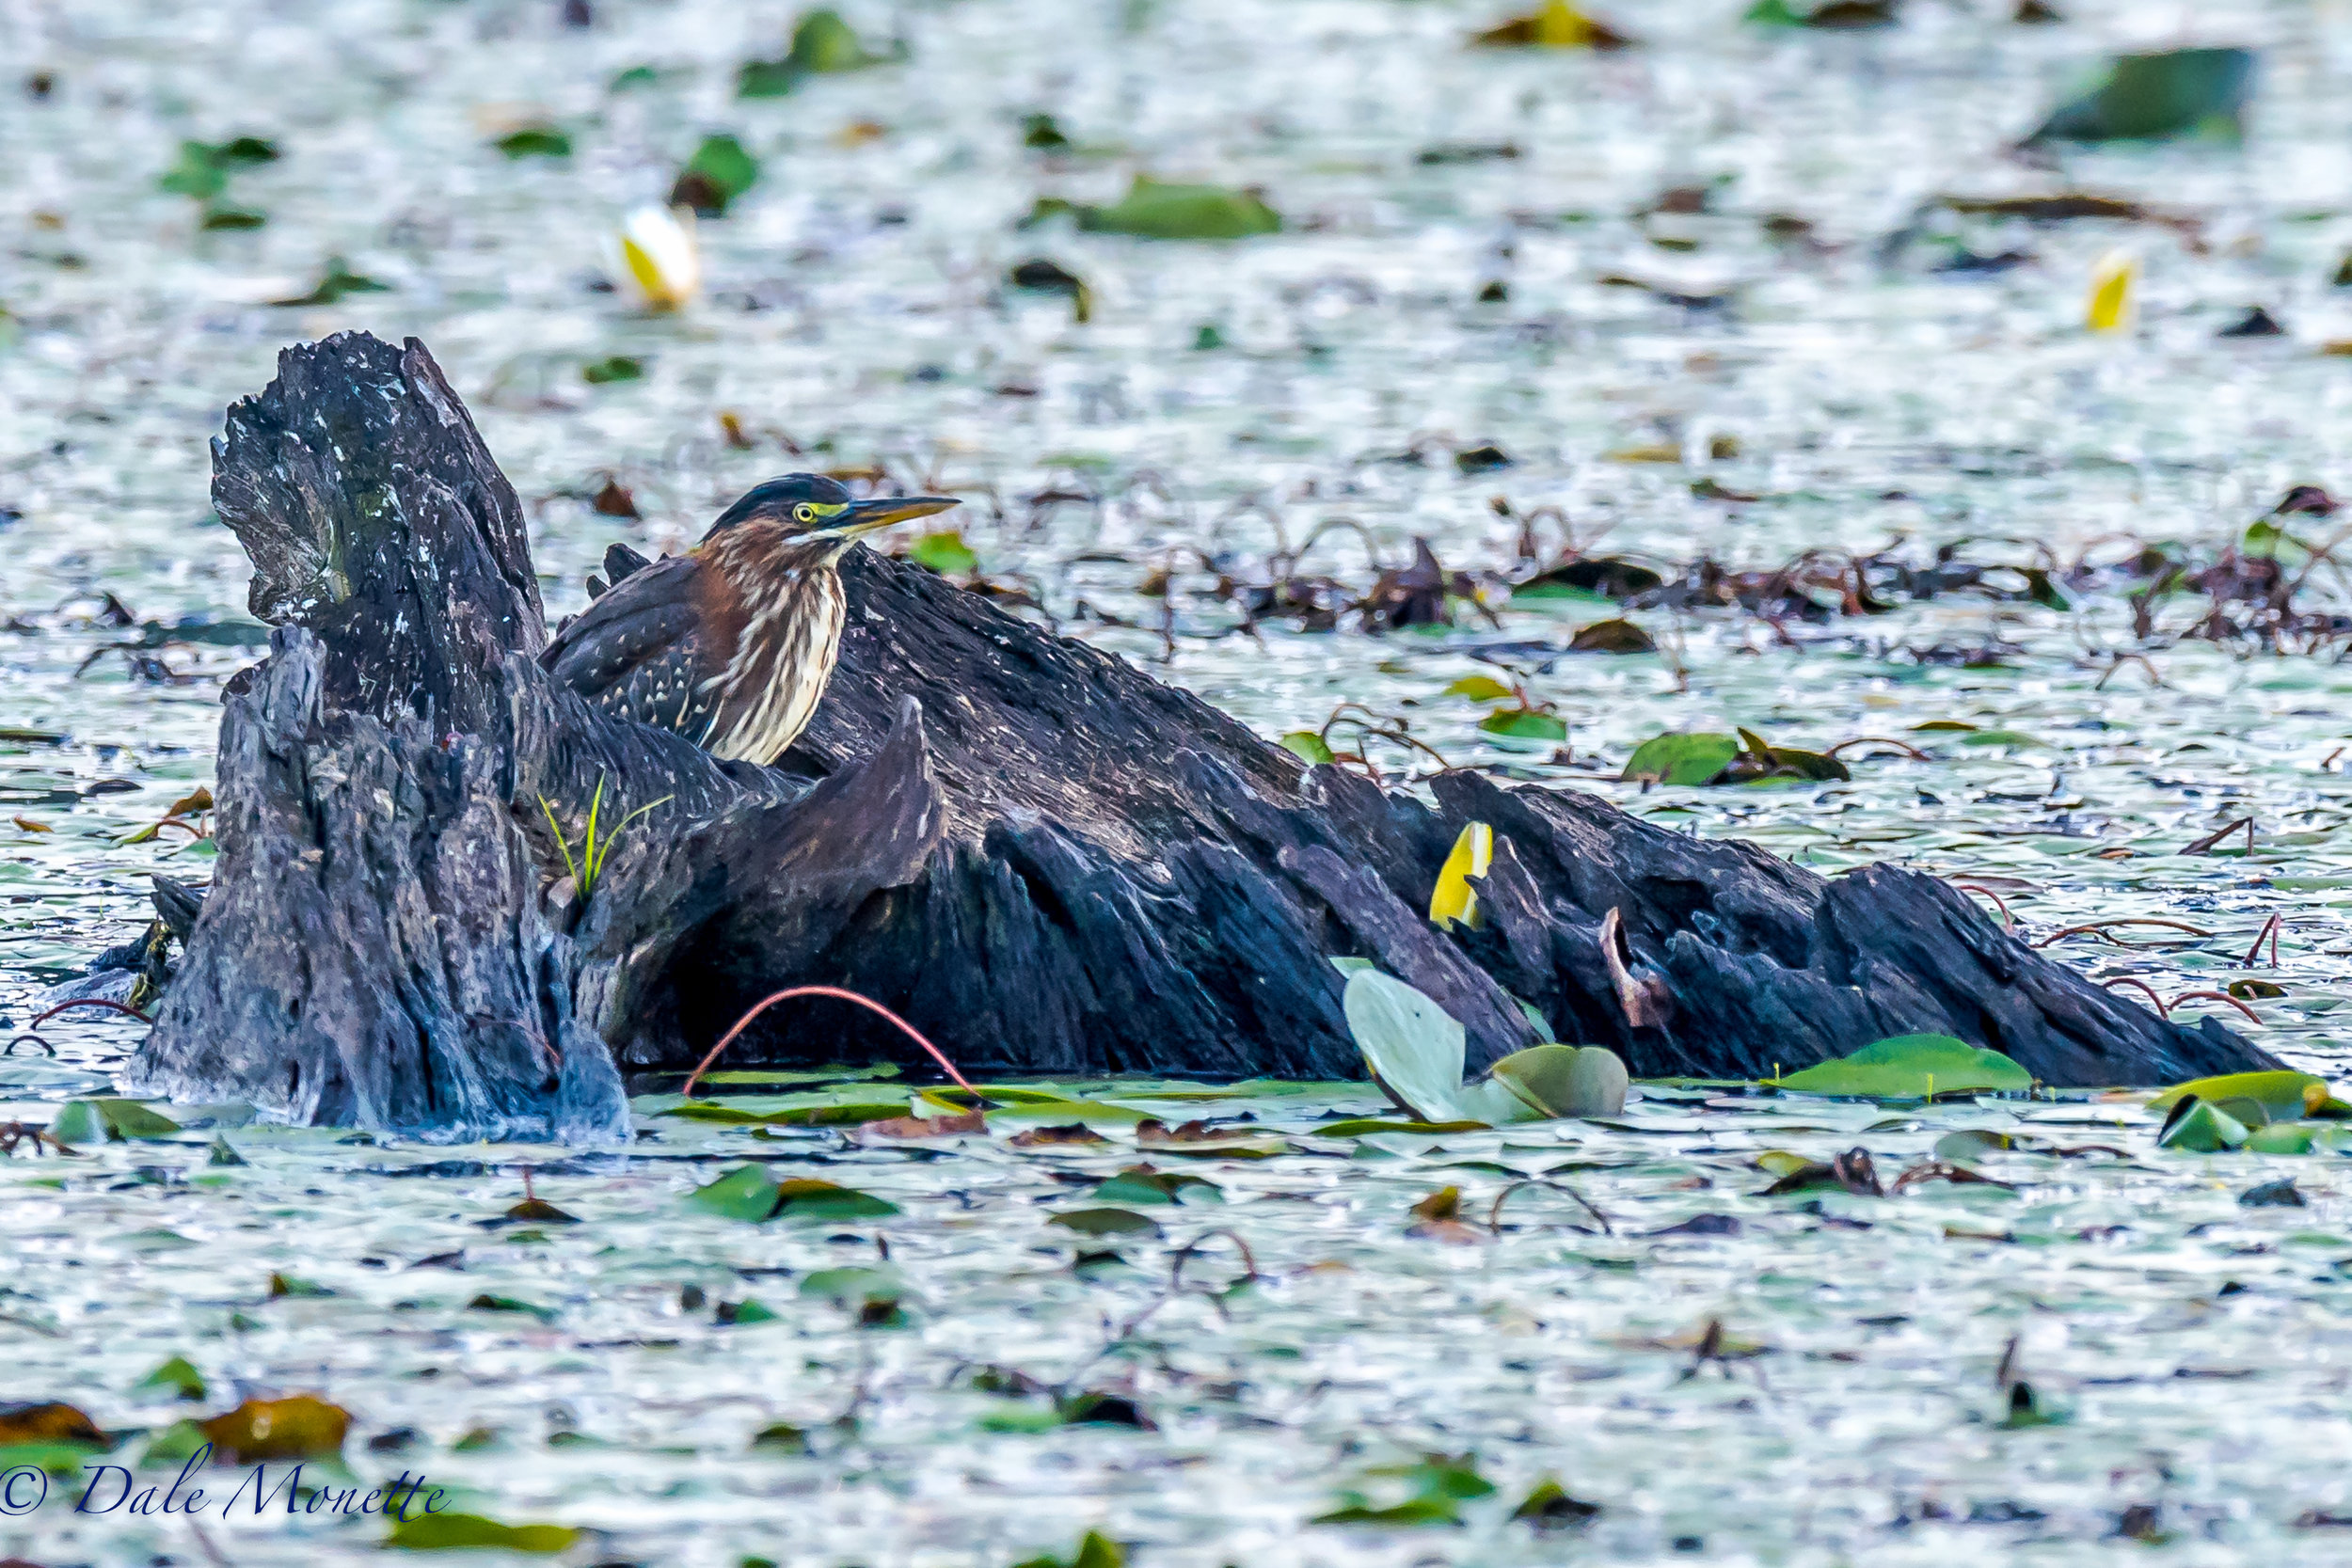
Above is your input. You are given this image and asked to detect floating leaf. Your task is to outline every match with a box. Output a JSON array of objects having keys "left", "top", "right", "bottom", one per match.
[
  {"left": 1009, "top": 1122, "right": 1109, "bottom": 1147},
  {"left": 2157, "top": 1096, "right": 2249, "bottom": 1153},
  {"left": 1012, "top": 1531, "right": 1126, "bottom": 1568},
  {"left": 1341, "top": 969, "right": 1534, "bottom": 1125},
  {"left": 906, "top": 531, "right": 979, "bottom": 576},
  {"left": 1933, "top": 1129, "right": 2025, "bottom": 1162},
  {"left": 467, "top": 1293, "right": 555, "bottom": 1323},
  {"left": 1428, "top": 821, "right": 1492, "bottom": 930},
  {"left": 493, "top": 127, "right": 572, "bottom": 159},
  {"left": 135, "top": 1357, "right": 207, "bottom": 1402},
  {"left": 1489, "top": 1043, "right": 1630, "bottom": 1118},
  {"left": 1567, "top": 618, "right": 1656, "bottom": 655},
  {"left": 51, "top": 1098, "right": 180, "bottom": 1143},
  {"left": 858, "top": 1110, "right": 985, "bottom": 1140},
  {"left": 773, "top": 1178, "right": 898, "bottom": 1220},
  {"left": 670, "top": 135, "right": 760, "bottom": 217},
  {"left": 1779, "top": 1035, "right": 2032, "bottom": 1099},
  {"left": 686, "top": 1164, "right": 781, "bottom": 1220},
  {"left": 739, "top": 9, "right": 900, "bottom": 97},
  {"left": 1444, "top": 674, "right": 1515, "bottom": 703},
  {"left": 2087, "top": 250, "right": 2136, "bottom": 333},
  {"left": 1725, "top": 728, "right": 1850, "bottom": 784},
  {"left": 800, "top": 1265, "right": 909, "bottom": 1308},
  {"left": 2149, "top": 1071, "right": 2333, "bottom": 1127},
  {"left": 1048, "top": 1207, "right": 1163, "bottom": 1238},
  {"left": 2028, "top": 47, "right": 2255, "bottom": 144},
  {"left": 1091, "top": 1164, "right": 1220, "bottom": 1206},
  {"left": 1313, "top": 1117, "right": 1489, "bottom": 1137},
  {"left": 0, "top": 1402, "right": 103, "bottom": 1448},
  {"left": 387, "top": 1513, "right": 582, "bottom": 1553},
  {"left": 198, "top": 1395, "right": 350, "bottom": 1463},
  {"left": 271, "top": 257, "right": 390, "bottom": 308},
  {"left": 1621, "top": 732, "right": 1739, "bottom": 786},
  {"left": 1279, "top": 730, "right": 1336, "bottom": 766},
  {"left": 158, "top": 136, "right": 278, "bottom": 200},
  {"left": 1029, "top": 177, "right": 1280, "bottom": 241},
  {"left": 582, "top": 355, "right": 646, "bottom": 385},
  {"left": 2245, "top": 1122, "right": 2317, "bottom": 1155},
  {"left": 1513, "top": 1478, "right": 1603, "bottom": 1528},
  {"left": 1480, "top": 708, "right": 1568, "bottom": 742}
]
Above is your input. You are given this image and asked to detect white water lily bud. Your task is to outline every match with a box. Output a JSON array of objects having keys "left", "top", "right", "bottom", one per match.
[{"left": 608, "top": 204, "right": 700, "bottom": 311}]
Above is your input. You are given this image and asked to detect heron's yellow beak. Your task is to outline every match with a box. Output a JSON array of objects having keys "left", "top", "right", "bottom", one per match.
[{"left": 814, "top": 495, "right": 960, "bottom": 539}]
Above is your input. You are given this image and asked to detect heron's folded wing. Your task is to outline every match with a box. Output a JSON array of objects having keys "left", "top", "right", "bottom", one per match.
[{"left": 541, "top": 555, "right": 706, "bottom": 702}]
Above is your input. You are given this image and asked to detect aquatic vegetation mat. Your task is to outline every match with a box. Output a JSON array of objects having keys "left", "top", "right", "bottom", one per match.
[{"left": 11, "top": 0, "right": 2352, "bottom": 1560}]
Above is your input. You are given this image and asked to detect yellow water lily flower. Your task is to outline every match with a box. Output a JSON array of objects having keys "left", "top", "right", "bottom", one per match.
[
  {"left": 610, "top": 204, "right": 700, "bottom": 312},
  {"left": 1430, "top": 821, "right": 1494, "bottom": 930},
  {"left": 2086, "top": 249, "right": 2135, "bottom": 333}
]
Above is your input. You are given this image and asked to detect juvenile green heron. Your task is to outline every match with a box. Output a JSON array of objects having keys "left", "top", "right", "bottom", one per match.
[{"left": 543, "top": 475, "right": 958, "bottom": 763}]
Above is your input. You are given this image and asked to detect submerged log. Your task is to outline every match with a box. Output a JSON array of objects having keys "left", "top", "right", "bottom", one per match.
[{"left": 131, "top": 333, "right": 2273, "bottom": 1139}]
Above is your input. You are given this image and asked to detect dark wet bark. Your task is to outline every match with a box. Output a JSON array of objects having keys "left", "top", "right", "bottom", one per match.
[{"left": 130, "top": 332, "right": 2275, "bottom": 1139}]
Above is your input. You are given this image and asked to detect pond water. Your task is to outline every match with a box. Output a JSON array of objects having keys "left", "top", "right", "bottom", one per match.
[{"left": 8, "top": 0, "right": 2352, "bottom": 1561}]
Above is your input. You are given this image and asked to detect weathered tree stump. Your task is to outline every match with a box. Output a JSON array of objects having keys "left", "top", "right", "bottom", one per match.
[{"left": 128, "top": 333, "right": 2274, "bottom": 1140}]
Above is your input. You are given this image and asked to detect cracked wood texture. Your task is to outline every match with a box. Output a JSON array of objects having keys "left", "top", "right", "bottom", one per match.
[{"left": 132, "top": 332, "right": 2274, "bottom": 1139}]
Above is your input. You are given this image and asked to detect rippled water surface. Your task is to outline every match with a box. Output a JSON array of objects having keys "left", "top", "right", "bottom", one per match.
[{"left": 9, "top": 0, "right": 2352, "bottom": 1561}]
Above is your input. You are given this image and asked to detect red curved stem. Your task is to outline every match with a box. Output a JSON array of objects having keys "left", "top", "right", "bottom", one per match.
[
  {"left": 680, "top": 985, "right": 976, "bottom": 1101},
  {"left": 2100, "top": 976, "right": 2170, "bottom": 1018},
  {"left": 29, "top": 998, "right": 151, "bottom": 1029},
  {"left": 2166, "top": 990, "right": 2264, "bottom": 1024}
]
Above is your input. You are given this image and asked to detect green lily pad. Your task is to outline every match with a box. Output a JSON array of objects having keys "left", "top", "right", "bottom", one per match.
[
  {"left": 773, "top": 1179, "right": 898, "bottom": 1220},
  {"left": 1446, "top": 675, "right": 1516, "bottom": 703},
  {"left": 387, "top": 1513, "right": 582, "bottom": 1553},
  {"left": 1778, "top": 1035, "right": 2032, "bottom": 1100},
  {"left": 1280, "top": 731, "right": 1336, "bottom": 765},
  {"left": 2246, "top": 1121, "right": 2318, "bottom": 1155},
  {"left": 1343, "top": 969, "right": 1545, "bottom": 1126},
  {"left": 1488, "top": 1044, "right": 1629, "bottom": 1118},
  {"left": 1048, "top": 1207, "right": 1163, "bottom": 1238},
  {"left": 907, "top": 531, "right": 979, "bottom": 576},
  {"left": 739, "top": 9, "right": 901, "bottom": 96},
  {"left": 686, "top": 1164, "right": 784, "bottom": 1221},
  {"left": 1479, "top": 708, "right": 1569, "bottom": 742},
  {"left": 1622, "top": 732, "right": 1739, "bottom": 786},
  {"left": 1091, "top": 1165, "right": 1221, "bottom": 1206},
  {"left": 581, "top": 356, "right": 645, "bottom": 386},
  {"left": 135, "top": 1356, "right": 207, "bottom": 1402},
  {"left": 2028, "top": 47, "right": 2255, "bottom": 144},
  {"left": 2158, "top": 1096, "right": 2251, "bottom": 1153},
  {"left": 671, "top": 134, "right": 760, "bottom": 216},
  {"left": 51, "top": 1098, "right": 181, "bottom": 1143},
  {"left": 1030, "top": 177, "right": 1281, "bottom": 240},
  {"left": 493, "top": 127, "right": 572, "bottom": 159},
  {"left": 2149, "top": 1071, "right": 2331, "bottom": 1126},
  {"left": 800, "top": 1265, "right": 909, "bottom": 1307}
]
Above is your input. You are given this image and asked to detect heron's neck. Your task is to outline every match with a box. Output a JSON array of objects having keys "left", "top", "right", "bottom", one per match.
[{"left": 702, "top": 521, "right": 847, "bottom": 578}]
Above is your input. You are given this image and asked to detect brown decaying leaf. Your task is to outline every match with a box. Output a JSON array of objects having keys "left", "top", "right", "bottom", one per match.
[
  {"left": 1760, "top": 1147, "right": 1883, "bottom": 1197},
  {"left": 1009, "top": 1122, "right": 1107, "bottom": 1147},
  {"left": 858, "top": 1110, "right": 986, "bottom": 1141},
  {"left": 0, "top": 1401, "right": 104, "bottom": 1446},
  {"left": 198, "top": 1394, "right": 352, "bottom": 1462}
]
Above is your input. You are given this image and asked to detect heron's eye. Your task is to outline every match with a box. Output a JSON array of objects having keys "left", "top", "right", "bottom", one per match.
[{"left": 792, "top": 503, "right": 816, "bottom": 524}]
